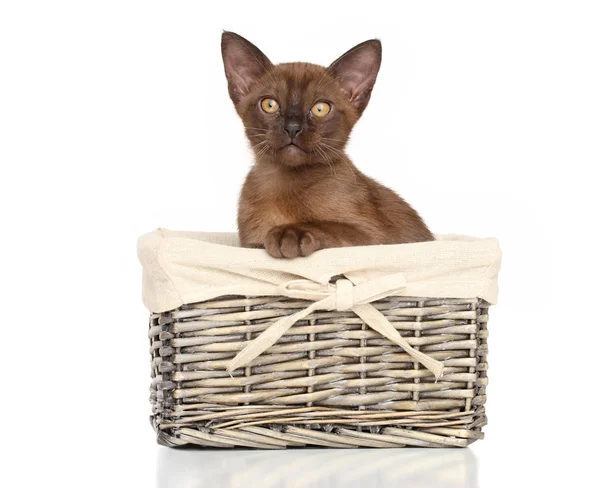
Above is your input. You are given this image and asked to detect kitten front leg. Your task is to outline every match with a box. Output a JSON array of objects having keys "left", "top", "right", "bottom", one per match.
[{"left": 264, "top": 222, "right": 370, "bottom": 258}]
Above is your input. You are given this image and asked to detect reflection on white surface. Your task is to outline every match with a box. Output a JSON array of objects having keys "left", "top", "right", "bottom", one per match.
[{"left": 157, "top": 446, "right": 478, "bottom": 488}]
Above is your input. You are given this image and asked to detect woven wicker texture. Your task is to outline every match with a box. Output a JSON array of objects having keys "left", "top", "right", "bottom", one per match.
[{"left": 149, "top": 295, "right": 489, "bottom": 448}]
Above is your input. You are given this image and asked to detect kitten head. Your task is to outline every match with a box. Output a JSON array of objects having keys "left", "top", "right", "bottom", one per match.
[{"left": 221, "top": 31, "right": 381, "bottom": 168}]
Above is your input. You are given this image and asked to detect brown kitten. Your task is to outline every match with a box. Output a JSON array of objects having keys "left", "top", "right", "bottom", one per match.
[{"left": 221, "top": 32, "right": 433, "bottom": 258}]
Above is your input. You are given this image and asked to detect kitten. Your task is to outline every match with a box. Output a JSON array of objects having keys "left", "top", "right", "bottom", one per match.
[{"left": 221, "top": 32, "right": 433, "bottom": 258}]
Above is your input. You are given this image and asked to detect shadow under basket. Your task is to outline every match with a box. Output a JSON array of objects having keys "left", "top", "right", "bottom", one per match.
[{"left": 149, "top": 295, "right": 489, "bottom": 449}]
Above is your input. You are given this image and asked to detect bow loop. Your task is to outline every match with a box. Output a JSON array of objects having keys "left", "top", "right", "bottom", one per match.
[{"left": 278, "top": 279, "right": 333, "bottom": 302}]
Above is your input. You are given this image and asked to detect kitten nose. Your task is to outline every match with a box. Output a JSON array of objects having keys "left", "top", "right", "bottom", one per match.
[{"left": 284, "top": 121, "right": 302, "bottom": 139}]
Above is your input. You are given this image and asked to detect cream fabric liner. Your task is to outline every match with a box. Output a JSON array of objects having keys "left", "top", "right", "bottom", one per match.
[{"left": 138, "top": 228, "right": 501, "bottom": 314}]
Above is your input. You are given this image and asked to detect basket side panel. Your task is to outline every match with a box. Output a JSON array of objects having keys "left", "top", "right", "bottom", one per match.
[{"left": 149, "top": 296, "right": 489, "bottom": 448}]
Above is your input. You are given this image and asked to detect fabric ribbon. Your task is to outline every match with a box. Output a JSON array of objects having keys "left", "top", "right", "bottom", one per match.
[{"left": 226, "top": 273, "right": 444, "bottom": 380}]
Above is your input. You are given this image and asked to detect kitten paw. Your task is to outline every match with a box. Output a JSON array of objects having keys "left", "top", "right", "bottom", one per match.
[{"left": 264, "top": 225, "right": 320, "bottom": 258}]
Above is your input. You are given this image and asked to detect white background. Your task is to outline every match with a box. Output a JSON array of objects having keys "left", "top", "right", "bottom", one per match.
[{"left": 1, "top": 1, "right": 599, "bottom": 487}]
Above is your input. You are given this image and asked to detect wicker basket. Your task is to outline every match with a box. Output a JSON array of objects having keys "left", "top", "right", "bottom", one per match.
[
  {"left": 141, "top": 229, "right": 499, "bottom": 449},
  {"left": 149, "top": 295, "right": 489, "bottom": 448}
]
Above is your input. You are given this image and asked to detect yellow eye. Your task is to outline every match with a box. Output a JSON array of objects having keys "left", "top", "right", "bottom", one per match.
[
  {"left": 311, "top": 101, "right": 331, "bottom": 117},
  {"left": 261, "top": 98, "right": 279, "bottom": 113}
]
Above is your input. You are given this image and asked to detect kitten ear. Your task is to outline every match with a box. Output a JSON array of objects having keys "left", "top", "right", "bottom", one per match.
[
  {"left": 221, "top": 31, "right": 273, "bottom": 105},
  {"left": 328, "top": 39, "right": 382, "bottom": 114}
]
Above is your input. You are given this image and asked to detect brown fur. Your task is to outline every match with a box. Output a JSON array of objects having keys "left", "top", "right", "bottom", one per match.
[{"left": 221, "top": 32, "right": 433, "bottom": 258}]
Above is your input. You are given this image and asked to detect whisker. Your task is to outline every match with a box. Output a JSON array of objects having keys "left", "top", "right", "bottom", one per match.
[
  {"left": 320, "top": 137, "right": 348, "bottom": 144},
  {"left": 254, "top": 141, "right": 271, "bottom": 159},
  {"left": 252, "top": 140, "right": 268, "bottom": 149},
  {"left": 320, "top": 143, "right": 356, "bottom": 183},
  {"left": 320, "top": 144, "right": 347, "bottom": 164},
  {"left": 315, "top": 145, "right": 337, "bottom": 177},
  {"left": 252, "top": 141, "right": 269, "bottom": 156},
  {"left": 319, "top": 143, "right": 345, "bottom": 158},
  {"left": 313, "top": 145, "right": 325, "bottom": 165},
  {"left": 314, "top": 69, "right": 330, "bottom": 91}
]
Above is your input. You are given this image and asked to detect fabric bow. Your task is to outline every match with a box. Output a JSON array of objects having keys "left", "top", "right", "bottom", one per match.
[{"left": 226, "top": 272, "right": 444, "bottom": 379}]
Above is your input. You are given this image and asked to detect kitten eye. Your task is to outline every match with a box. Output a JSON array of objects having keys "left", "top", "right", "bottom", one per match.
[
  {"left": 260, "top": 98, "right": 279, "bottom": 113},
  {"left": 311, "top": 101, "right": 331, "bottom": 117}
]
